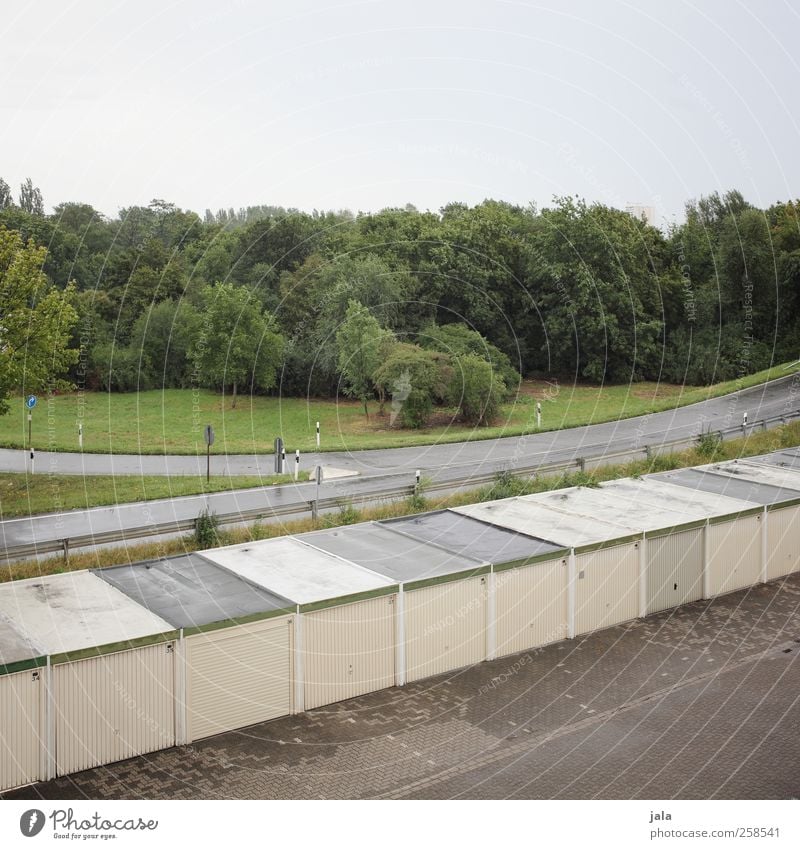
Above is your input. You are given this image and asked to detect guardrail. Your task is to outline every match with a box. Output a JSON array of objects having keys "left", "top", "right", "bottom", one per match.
[{"left": 3, "top": 410, "right": 799, "bottom": 563}]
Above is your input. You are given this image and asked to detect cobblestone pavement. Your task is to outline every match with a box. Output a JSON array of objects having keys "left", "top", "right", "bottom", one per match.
[{"left": 5, "top": 575, "right": 800, "bottom": 801}]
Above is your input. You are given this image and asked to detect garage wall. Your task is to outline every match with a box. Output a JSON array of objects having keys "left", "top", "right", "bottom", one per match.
[
  {"left": 646, "top": 527, "right": 704, "bottom": 615},
  {"left": 186, "top": 616, "right": 293, "bottom": 741},
  {"left": 575, "top": 542, "right": 640, "bottom": 635},
  {"left": 303, "top": 595, "right": 396, "bottom": 710},
  {"left": 495, "top": 556, "right": 569, "bottom": 657},
  {"left": 404, "top": 576, "right": 487, "bottom": 683},
  {"left": 707, "top": 514, "right": 762, "bottom": 597},
  {"left": 767, "top": 505, "right": 800, "bottom": 580},
  {"left": 0, "top": 667, "right": 45, "bottom": 791},
  {"left": 54, "top": 642, "right": 175, "bottom": 776}
]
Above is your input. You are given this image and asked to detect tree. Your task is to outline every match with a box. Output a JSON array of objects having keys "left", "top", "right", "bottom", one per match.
[
  {"left": 190, "top": 282, "right": 284, "bottom": 407},
  {"left": 0, "top": 227, "right": 78, "bottom": 414},
  {"left": 373, "top": 342, "right": 443, "bottom": 428},
  {"left": 18, "top": 178, "right": 44, "bottom": 215},
  {"left": 0, "top": 178, "right": 12, "bottom": 210},
  {"left": 448, "top": 354, "right": 506, "bottom": 426},
  {"left": 336, "top": 300, "right": 394, "bottom": 418}
]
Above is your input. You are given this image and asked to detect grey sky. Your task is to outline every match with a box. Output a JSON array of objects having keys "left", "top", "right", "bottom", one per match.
[{"left": 1, "top": 0, "right": 797, "bottom": 224}]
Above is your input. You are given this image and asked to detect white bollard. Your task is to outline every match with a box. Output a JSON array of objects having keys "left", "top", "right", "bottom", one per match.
[
  {"left": 29, "top": 448, "right": 34, "bottom": 475},
  {"left": 295, "top": 449, "right": 300, "bottom": 481},
  {"left": 78, "top": 423, "right": 83, "bottom": 450},
  {"left": 281, "top": 448, "right": 286, "bottom": 475}
]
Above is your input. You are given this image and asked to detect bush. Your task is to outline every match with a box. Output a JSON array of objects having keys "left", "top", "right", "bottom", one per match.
[
  {"left": 374, "top": 342, "right": 442, "bottom": 428},
  {"left": 194, "top": 509, "right": 220, "bottom": 548},
  {"left": 696, "top": 428, "right": 723, "bottom": 458},
  {"left": 449, "top": 354, "right": 506, "bottom": 426}
]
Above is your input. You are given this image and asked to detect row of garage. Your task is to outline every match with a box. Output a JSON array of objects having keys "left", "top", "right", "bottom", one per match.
[{"left": 2, "top": 447, "right": 800, "bottom": 791}]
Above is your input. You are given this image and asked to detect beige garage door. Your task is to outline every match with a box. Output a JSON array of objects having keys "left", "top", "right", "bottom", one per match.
[
  {"left": 646, "top": 527, "right": 704, "bottom": 615},
  {"left": 404, "top": 576, "right": 487, "bottom": 683},
  {"left": 495, "top": 557, "right": 568, "bottom": 657},
  {"left": 707, "top": 514, "right": 762, "bottom": 597},
  {"left": 54, "top": 642, "right": 175, "bottom": 776},
  {"left": 0, "top": 668, "right": 45, "bottom": 792},
  {"left": 767, "top": 505, "right": 800, "bottom": 580},
  {"left": 575, "top": 543, "right": 640, "bottom": 636},
  {"left": 303, "top": 595, "right": 395, "bottom": 710},
  {"left": 187, "top": 616, "right": 293, "bottom": 741}
]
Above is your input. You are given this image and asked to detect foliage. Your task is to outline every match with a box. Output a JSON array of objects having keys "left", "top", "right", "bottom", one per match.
[
  {"left": 373, "top": 342, "right": 443, "bottom": 428},
  {"left": 0, "top": 227, "right": 79, "bottom": 414},
  {"left": 448, "top": 354, "right": 506, "bottom": 426},
  {"left": 696, "top": 427, "right": 723, "bottom": 458},
  {"left": 194, "top": 509, "right": 220, "bottom": 548}
]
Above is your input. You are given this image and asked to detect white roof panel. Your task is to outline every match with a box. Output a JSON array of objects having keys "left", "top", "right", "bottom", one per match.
[
  {"left": 699, "top": 459, "right": 800, "bottom": 493},
  {"left": 200, "top": 537, "right": 395, "bottom": 605},
  {"left": 0, "top": 571, "right": 174, "bottom": 655},
  {"left": 454, "top": 497, "right": 636, "bottom": 547}
]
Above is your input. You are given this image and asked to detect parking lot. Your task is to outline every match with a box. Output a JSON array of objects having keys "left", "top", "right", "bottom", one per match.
[{"left": 5, "top": 574, "right": 800, "bottom": 800}]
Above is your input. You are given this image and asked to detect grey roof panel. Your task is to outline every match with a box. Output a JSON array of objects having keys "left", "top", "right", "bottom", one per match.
[
  {"left": 0, "top": 614, "right": 42, "bottom": 667},
  {"left": 297, "top": 522, "right": 487, "bottom": 584},
  {"left": 648, "top": 467, "right": 794, "bottom": 505},
  {"left": 95, "top": 553, "right": 292, "bottom": 629},
  {"left": 381, "top": 510, "right": 564, "bottom": 565}
]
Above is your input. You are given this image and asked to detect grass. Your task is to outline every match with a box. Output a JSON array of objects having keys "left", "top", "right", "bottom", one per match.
[
  {"left": 0, "top": 473, "right": 292, "bottom": 519},
  {"left": 0, "top": 361, "right": 798, "bottom": 456},
  {"left": 4, "top": 417, "right": 798, "bottom": 585}
]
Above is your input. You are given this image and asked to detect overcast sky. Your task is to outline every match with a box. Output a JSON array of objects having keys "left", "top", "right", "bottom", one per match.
[{"left": 1, "top": 0, "right": 797, "bottom": 224}]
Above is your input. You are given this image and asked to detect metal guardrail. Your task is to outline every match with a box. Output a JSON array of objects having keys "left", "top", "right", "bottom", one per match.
[{"left": 3, "top": 410, "right": 799, "bottom": 563}]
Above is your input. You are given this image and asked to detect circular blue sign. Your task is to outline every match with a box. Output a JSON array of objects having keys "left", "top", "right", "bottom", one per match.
[{"left": 25, "top": 395, "right": 37, "bottom": 410}]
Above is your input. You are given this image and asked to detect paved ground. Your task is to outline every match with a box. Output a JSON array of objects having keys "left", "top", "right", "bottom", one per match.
[
  {"left": 4, "top": 375, "right": 800, "bottom": 559},
  {"left": 6, "top": 573, "right": 800, "bottom": 801}
]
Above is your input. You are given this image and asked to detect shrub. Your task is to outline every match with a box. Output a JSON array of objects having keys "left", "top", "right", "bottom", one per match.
[
  {"left": 194, "top": 509, "right": 220, "bottom": 548},
  {"left": 449, "top": 354, "right": 506, "bottom": 426}
]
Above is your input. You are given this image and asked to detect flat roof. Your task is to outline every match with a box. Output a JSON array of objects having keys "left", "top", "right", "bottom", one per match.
[
  {"left": 0, "top": 572, "right": 174, "bottom": 655},
  {"left": 296, "top": 522, "right": 487, "bottom": 584},
  {"left": 697, "top": 459, "right": 800, "bottom": 494},
  {"left": 0, "top": 613, "right": 42, "bottom": 667},
  {"left": 200, "top": 537, "right": 395, "bottom": 605},
  {"left": 95, "top": 553, "right": 293, "bottom": 629},
  {"left": 381, "top": 510, "right": 566, "bottom": 566},
  {"left": 749, "top": 449, "right": 800, "bottom": 470},
  {"left": 649, "top": 467, "right": 797, "bottom": 506},
  {"left": 592, "top": 477, "right": 760, "bottom": 520},
  {"left": 454, "top": 497, "right": 637, "bottom": 548}
]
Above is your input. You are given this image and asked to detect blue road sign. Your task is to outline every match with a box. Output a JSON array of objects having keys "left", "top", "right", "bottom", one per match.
[{"left": 25, "top": 395, "right": 37, "bottom": 410}]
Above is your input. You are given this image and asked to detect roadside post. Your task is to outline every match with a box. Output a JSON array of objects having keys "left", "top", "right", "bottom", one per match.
[
  {"left": 26, "top": 395, "right": 37, "bottom": 472},
  {"left": 204, "top": 424, "right": 214, "bottom": 482},
  {"left": 316, "top": 421, "right": 320, "bottom": 449},
  {"left": 536, "top": 401, "right": 542, "bottom": 429},
  {"left": 295, "top": 449, "right": 300, "bottom": 481},
  {"left": 415, "top": 469, "right": 421, "bottom": 495},
  {"left": 274, "top": 437, "right": 284, "bottom": 475},
  {"left": 281, "top": 446, "right": 286, "bottom": 475},
  {"left": 312, "top": 464, "right": 323, "bottom": 521},
  {"left": 78, "top": 422, "right": 83, "bottom": 451}
]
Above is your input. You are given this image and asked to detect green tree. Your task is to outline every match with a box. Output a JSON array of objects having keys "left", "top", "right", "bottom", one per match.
[
  {"left": 191, "top": 282, "right": 284, "bottom": 407},
  {"left": 18, "top": 178, "right": 44, "bottom": 215},
  {"left": 336, "top": 299, "right": 394, "bottom": 418},
  {"left": 0, "top": 227, "right": 78, "bottom": 414},
  {"left": 0, "top": 178, "right": 12, "bottom": 210},
  {"left": 374, "top": 343, "right": 442, "bottom": 429},
  {"left": 448, "top": 353, "right": 506, "bottom": 426}
]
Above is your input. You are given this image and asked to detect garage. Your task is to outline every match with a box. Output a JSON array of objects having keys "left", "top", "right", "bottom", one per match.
[
  {"left": 0, "top": 619, "right": 46, "bottom": 792},
  {"left": 97, "top": 553, "right": 295, "bottom": 742},
  {"left": 299, "top": 521, "right": 490, "bottom": 684},
  {"left": 202, "top": 537, "right": 397, "bottom": 711},
  {"left": 382, "top": 510, "right": 570, "bottom": 659},
  {"left": 0, "top": 572, "right": 177, "bottom": 778}
]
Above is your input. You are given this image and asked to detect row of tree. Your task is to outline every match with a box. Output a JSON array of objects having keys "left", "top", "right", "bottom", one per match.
[{"left": 1, "top": 183, "right": 798, "bottom": 426}]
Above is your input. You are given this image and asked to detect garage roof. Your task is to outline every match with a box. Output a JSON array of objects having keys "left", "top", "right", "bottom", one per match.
[
  {"left": 0, "top": 571, "right": 175, "bottom": 656},
  {"left": 750, "top": 447, "right": 800, "bottom": 470},
  {"left": 95, "top": 553, "right": 293, "bottom": 631},
  {"left": 0, "top": 613, "right": 43, "bottom": 672},
  {"left": 454, "top": 497, "right": 638, "bottom": 549},
  {"left": 296, "top": 522, "right": 488, "bottom": 586},
  {"left": 200, "top": 537, "right": 396, "bottom": 607},
  {"left": 696, "top": 459, "right": 800, "bottom": 494},
  {"left": 380, "top": 510, "right": 566, "bottom": 567},
  {"left": 649, "top": 467, "right": 797, "bottom": 506}
]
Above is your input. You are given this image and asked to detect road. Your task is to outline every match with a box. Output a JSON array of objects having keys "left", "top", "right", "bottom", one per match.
[{"left": 2, "top": 374, "right": 799, "bottom": 560}]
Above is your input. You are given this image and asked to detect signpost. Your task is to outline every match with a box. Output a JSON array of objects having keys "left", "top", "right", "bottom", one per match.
[
  {"left": 274, "top": 437, "right": 284, "bottom": 475},
  {"left": 204, "top": 424, "right": 214, "bottom": 482},
  {"left": 25, "top": 396, "right": 36, "bottom": 473},
  {"left": 312, "top": 464, "right": 324, "bottom": 521}
]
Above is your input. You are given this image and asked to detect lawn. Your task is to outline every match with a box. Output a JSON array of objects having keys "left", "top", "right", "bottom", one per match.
[
  {"left": 0, "top": 473, "right": 290, "bottom": 519},
  {"left": 0, "top": 360, "right": 797, "bottom": 456}
]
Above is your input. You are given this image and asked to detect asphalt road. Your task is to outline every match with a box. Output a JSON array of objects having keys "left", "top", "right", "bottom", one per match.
[{"left": 2, "top": 374, "right": 799, "bottom": 558}]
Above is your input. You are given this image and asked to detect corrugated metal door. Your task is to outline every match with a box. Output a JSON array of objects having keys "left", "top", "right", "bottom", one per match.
[
  {"left": 404, "top": 576, "right": 487, "bottom": 683},
  {"left": 495, "top": 557, "right": 568, "bottom": 657},
  {"left": 575, "top": 543, "right": 639, "bottom": 635},
  {"left": 54, "top": 643, "right": 175, "bottom": 776},
  {"left": 707, "top": 515, "right": 762, "bottom": 596},
  {"left": 303, "top": 596, "right": 395, "bottom": 710},
  {"left": 0, "top": 669, "right": 44, "bottom": 792},
  {"left": 187, "top": 616, "right": 293, "bottom": 741},
  {"left": 646, "top": 528, "right": 704, "bottom": 614},
  {"left": 767, "top": 506, "right": 800, "bottom": 580}
]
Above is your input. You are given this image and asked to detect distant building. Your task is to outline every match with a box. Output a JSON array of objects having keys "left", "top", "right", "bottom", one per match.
[{"left": 625, "top": 204, "right": 656, "bottom": 227}]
